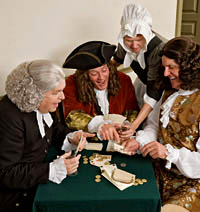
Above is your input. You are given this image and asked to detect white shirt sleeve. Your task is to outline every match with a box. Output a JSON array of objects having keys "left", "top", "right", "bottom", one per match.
[
  {"left": 143, "top": 93, "right": 157, "bottom": 108},
  {"left": 165, "top": 138, "right": 200, "bottom": 179},
  {"left": 61, "top": 132, "right": 77, "bottom": 152},
  {"left": 49, "top": 131, "right": 81, "bottom": 184},
  {"left": 49, "top": 157, "right": 67, "bottom": 184},
  {"left": 88, "top": 115, "right": 112, "bottom": 140},
  {"left": 136, "top": 99, "right": 161, "bottom": 148},
  {"left": 88, "top": 115, "right": 105, "bottom": 133}
]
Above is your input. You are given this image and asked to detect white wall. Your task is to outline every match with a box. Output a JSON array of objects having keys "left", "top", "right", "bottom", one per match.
[{"left": 0, "top": 0, "right": 177, "bottom": 95}]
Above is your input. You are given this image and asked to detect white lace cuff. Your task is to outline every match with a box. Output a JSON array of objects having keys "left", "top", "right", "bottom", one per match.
[
  {"left": 136, "top": 130, "right": 151, "bottom": 148},
  {"left": 49, "top": 157, "right": 67, "bottom": 184},
  {"left": 88, "top": 115, "right": 104, "bottom": 133},
  {"left": 61, "top": 132, "right": 77, "bottom": 152},
  {"left": 165, "top": 144, "right": 179, "bottom": 169},
  {"left": 144, "top": 93, "right": 157, "bottom": 108}
]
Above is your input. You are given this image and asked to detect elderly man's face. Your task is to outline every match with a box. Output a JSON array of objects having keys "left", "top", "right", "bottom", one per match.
[
  {"left": 38, "top": 80, "right": 65, "bottom": 113},
  {"left": 123, "top": 34, "right": 146, "bottom": 53},
  {"left": 88, "top": 64, "right": 109, "bottom": 90},
  {"left": 162, "top": 55, "right": 181, "bottom": 89}
]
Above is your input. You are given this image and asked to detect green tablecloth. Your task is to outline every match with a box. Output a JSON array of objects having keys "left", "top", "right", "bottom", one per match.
[{"left": 33, "top": 143, "right": 161, "bottom": 212}]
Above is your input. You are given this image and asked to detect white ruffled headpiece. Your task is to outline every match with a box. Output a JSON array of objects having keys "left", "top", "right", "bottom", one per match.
[{"left": 118, "top": 4, "right": 155, "bottom": 68}]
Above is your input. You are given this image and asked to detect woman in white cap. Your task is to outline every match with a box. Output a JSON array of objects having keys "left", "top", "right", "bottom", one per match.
[{"left": 113, "top": 3, "right": 169, "bottom": 139}]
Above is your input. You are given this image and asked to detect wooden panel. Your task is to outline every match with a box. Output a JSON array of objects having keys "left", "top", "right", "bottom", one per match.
[
  {"left": 181, "top": 22, "right": 196, "bottom": 35},
  {"left": 183, "top": 0, "right": 198, "bottom": 12},
  {"left": 181, "top": 0, "right": 200, "bottom": 44}
]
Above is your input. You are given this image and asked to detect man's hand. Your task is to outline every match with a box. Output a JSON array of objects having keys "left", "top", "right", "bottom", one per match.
[
  {"left": 61, "top": 151, "right": 81, "bottom": 175},
  {"left": 100, "top": 123, "right": 120, "bottom": 143},
  {"left": 121, "top": 137, "right": 140, "bottom": 155},
  {"left": 117, "top": 121, "right": 136, "bottom": 141},
  {"left": 140, "top": 141, "right": 168, "bottom": 159},
  {"left": 72, "top": 132, "right": 95, "bottom": 151}
]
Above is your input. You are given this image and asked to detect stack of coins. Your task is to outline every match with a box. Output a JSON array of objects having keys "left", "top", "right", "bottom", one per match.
[
  {"left": 133, "top": 178, "right": 148, "bottom": 186},
  {"left": 82, "top": 155, "right": 88, "bottom": 164},
  {"left": 95, "top": 175, "right": 101, "bottom": 183}
]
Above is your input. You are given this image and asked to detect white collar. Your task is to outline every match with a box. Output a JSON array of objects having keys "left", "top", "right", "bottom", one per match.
[
  {"left": 118, "top": 32, "right": 155, "bottom": 69},
  {"left": 35, "top": 110, "right": 53, "bottom": 138},
  {"left": 160, "top": 89, "right": 199, "bottom": 128}
]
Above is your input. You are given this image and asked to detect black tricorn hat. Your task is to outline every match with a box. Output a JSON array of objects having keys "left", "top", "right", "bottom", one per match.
[{"left": 63, "top": 41, "right": 116, "bottom": 70}]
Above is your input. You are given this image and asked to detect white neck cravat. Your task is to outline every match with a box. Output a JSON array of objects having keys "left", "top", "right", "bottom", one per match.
[
  {"left": 160, "top": 89, "right": 198, "bottom": 128},
  {"left": 94, "top": 88, "right": 109, "bottom": 115},
  {"left": 35, "top": 110, "right": 53, "bottom": 138}
]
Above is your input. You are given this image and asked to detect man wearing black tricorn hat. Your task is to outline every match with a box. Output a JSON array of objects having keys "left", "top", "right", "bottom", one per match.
[{"left": 63, "top": 41, "right": 139, "bottom": 143}]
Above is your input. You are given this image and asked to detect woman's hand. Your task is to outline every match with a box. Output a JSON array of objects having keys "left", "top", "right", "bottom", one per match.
[
  {"left": 118, "top": 123, "right": 136, "bottom": 141},
  {"left": 121, "top": 137, "right": 140, "bottom": 155},
  {"left": 61, "top": 151, "right": 81, "bottom": 175},
  {"left": 100, "top": 123, "right": 120, "bottom": 143},
  {"left": 72, "top": 131, "right": 95, "bottom": 151},
  {"left": 140, "top": 141, "right": 168, "bottom": 159}
]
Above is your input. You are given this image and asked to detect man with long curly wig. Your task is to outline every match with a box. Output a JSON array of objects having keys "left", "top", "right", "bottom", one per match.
[
  {"left": 122, "top": 36, "right": 200, "bottom": 211},
  {"left": 63, "top": 41, "right": 139, "bottom": 143}
]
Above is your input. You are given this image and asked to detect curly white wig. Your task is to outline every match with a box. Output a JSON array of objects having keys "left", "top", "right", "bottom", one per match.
[{"left": 5, "top": 60, "right": 65, "bottom": 112}]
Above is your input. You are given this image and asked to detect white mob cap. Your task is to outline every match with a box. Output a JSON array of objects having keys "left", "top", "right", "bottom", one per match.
[
  {"left": 119, "top": 3, "right": 153, "bottom": 44},
  {"left": 118, "top": 3, "right": 155, "bottom": 68}
]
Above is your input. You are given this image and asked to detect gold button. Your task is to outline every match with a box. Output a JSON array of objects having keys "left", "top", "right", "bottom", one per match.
[
  {"left": 16, "top": 203, "right": 20, "bottom": 207},
  {"left": 23, "top": 193, "right": 27, "bottom": 197}
]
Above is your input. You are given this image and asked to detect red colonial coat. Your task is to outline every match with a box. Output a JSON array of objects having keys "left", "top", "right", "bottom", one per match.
[{"left": 63, "top": 71, "right": 139, "bottom": 131}]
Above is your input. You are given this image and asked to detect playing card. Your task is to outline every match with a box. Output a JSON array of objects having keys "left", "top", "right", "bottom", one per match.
[
  {"left": 100, "top": 164, "right": 135, "bottom": 191},
  {"left": 84, "top": 142, "right": 103, "bottom": 151},
  {"left": 90, "top": 154, "right": 112, "bottom": 167}
]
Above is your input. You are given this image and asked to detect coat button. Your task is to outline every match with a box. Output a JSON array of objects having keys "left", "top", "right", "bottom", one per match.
[
  {"left": 44, "top": 149, "right": 47, "bottom": 153},
  {"left": 23, "top": 192, "right": 27, "bottom": 197},
  {"left": 16, "top": 203, "right": 20, "bottom": 207},
  {"left": 47, "top": 138, "right": 50, "bottom": 143}
]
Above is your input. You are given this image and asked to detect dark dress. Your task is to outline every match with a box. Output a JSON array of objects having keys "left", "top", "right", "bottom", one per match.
[
  {"left": 0, "top": 96, "right": 70, "bottom": 212},
  {"left": 113, "top": 35, "right": 168, "bottom": 103}
]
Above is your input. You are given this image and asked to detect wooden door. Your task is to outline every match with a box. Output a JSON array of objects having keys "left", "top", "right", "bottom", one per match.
[{"left": 181, "top": 0, "right": 200, "bottom": 44}]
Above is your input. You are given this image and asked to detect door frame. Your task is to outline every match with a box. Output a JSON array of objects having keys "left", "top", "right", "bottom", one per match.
[{"left": 176, "top": 0, "right": 183, "bottom": 36}]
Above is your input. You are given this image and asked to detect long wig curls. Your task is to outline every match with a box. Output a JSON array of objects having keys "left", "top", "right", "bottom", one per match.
[{"left": 74, "top": 61, "right": 120, "bottom": 104}]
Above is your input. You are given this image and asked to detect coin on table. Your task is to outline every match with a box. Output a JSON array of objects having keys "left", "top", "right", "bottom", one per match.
[
  {"left": 133, "top": 182, "right": 138, "bottom": 186},
  {"left": 95, "top": 178, "right": 101, "bottom": 183},
  {"left": 83, "top": 158, "right": 88, "bottom": 161},
  {"left": 89, "top": 156, "right": 95, "bottom": 160},
  {"left": 82, "top": 155, "right": 87, "bottom": 158},
  {"left": 120, "top": 162, "right": 127, "bottom": 167},
  {"left": 135, "top": 178, "right": 140, "bottom": 183},
  {"left": 104, "top": 161, "right": 110, "bottom": 165},
  {"left": 138, "top": 180, "right": 143, "bottom": 185},
  {"left": 95, "top": 175, "right": 101, "bottom": 179},
  {"left": 142, "top": 179, "right": 147, "bottom": 183},
  {"left": 83, "top": 161, "right": 88, "bottom": 164}
]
